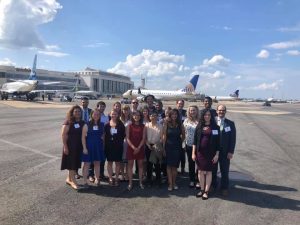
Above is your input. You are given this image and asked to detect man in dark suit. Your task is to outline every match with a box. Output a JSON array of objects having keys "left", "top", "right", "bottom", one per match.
[
  {"left": 176, "top": 99, "right": 187, "bottom": 174},
  {"left": 212, "top": 104, "right": 236, "bottom": 196}
]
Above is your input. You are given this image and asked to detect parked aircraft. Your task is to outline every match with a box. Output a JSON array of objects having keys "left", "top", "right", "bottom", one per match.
[
  {"left": 122, "top": 75, "right": 199, "bottom": 101},
  {"left": 0, "top": 55, "right": 58, "bottom": 101},
  {"left": 210, "top": 90, "right": 239, "bottom": 101}
]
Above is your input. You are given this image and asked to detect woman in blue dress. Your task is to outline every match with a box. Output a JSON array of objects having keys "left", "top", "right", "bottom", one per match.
[
  {"left": 162, "top": 109, "right": 185, "bottom": 191},
  {"left": 82, "top": 109, "right": 105, "bottom": 186}
]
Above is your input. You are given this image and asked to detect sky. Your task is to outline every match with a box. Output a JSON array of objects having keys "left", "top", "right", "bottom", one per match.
[{"left": 0, "top": 0, "right": 300, "bottom": 99}]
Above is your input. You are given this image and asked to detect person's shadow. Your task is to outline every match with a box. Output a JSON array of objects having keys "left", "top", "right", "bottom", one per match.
[{"left": 221, "top": 179, "right": 299, "bottom": 211}]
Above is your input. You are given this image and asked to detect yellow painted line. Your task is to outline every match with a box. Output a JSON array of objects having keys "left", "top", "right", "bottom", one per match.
[{"left": 228, "top": 110, "right": 291, "bottom": 115}]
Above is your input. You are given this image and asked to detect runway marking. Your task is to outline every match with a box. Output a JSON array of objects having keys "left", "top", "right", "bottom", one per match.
[
  {"left": 228, "top": 110, "right": 291, "bottom": 115},
  {"left": 0, "top": 138, "right": 59, "bottom": 159},
  {"left": 0, "top": 158, "right": 59, "bottom": 186}
]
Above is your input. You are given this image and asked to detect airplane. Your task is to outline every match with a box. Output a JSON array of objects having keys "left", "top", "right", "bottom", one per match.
[
  {"left": 210, "top": 90, "right": 239, "bottom": 102},
  {"left": 122, "top": 75, "right": 199, "bottom": 101},
  {"left": 0, "top": 54, "right": 59, "bottom": 101}
]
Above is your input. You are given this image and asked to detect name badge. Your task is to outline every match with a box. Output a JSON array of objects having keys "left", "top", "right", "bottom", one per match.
[
  {"left": 111, "top": 128, "right": 117, "bottom": 134},
  {"left": 93, "top": 126, "right": 98, "bottom": 130},
  {"left": 225, "top": 126, "right": 231, "bottom": 132},
  {"left": 212, "top": 130, "right": 218, "bottom": 135},
  {"left": 74, "top": 123, "right": 80, "bottom": 129}
]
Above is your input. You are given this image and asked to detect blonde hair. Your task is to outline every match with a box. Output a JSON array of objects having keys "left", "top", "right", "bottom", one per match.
[{"left": 187, "top": 105, "right": 199, "bottom": 122}]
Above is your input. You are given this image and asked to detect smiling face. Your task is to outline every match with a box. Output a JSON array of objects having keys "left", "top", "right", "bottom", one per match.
[
  {"left": 110, "top": 110, "right": 118, "bottom": 121},
  {"left": 217, "top": 105, "right": 226, "bottom": 118},
  {"left": 92, "top": 110, "right": 100, "bottom": 121},
  {"left": 204, "top": 111, "right": 211, "bottom": 123},
  {"left": 189, "top": 106, "right": 197, "bottom": 118},
  {"left": 133, "top": 112, "right": 141, "bottom": 123},
  {"left": 73, "top": 108, "right": 82, "bottom": 120}
]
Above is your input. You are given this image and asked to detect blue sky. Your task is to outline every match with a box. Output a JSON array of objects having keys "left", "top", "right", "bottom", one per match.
[{"left": 0, "top": 0, "right": 300, "bottom": 99}]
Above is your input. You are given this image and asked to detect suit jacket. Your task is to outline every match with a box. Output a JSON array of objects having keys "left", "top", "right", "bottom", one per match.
[
  {"left": 217, "top": 118, "right": 236, "bottom": 155},
  {"left": 193, "top": 123, "right": 220, "bottom": 154},
  {"left": 81, "top": 107, "right": 92, "bottom": 123},
  {"left": 178, "top": 109, "right": 187, "bottom": 123}
]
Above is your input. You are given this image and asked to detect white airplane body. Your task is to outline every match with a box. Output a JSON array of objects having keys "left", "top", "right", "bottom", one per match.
[
  {"left": 210, "top": 90, "right": 239, "bottom": 101},
  {"left": 1, "top": 80, "right": 38, "bottom": 93},
  {"left": 122, "top": 75, "right": 199, "bottom": 101},
  {"left": 1, "top": 55, "right": 39, "bottom": 100}
]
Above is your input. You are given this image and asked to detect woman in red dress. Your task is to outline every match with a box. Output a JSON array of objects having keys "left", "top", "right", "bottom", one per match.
[{"left": 126, "top": 111, "right": 146, "bottom": 190}]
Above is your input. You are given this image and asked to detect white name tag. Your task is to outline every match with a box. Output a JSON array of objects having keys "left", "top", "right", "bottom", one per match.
[
  {"left": 225, "top": 126, "right": 231, "bottom": 132},
  {"left": 93, "top": 126, "right": 98, "bottom": 130},
  {"left": 212, "top": 130, "right": 218, "bottom": 135},
  {"left": 74, "top": 123, "right": 80, "bottom": 128},
  {"left": 111, "top": 128, "right": 117, "bottom": 134}
]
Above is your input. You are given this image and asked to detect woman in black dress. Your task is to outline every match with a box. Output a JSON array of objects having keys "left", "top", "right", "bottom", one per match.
[
  {"left": 61, "top": 105, "right": 85, "bottom": 190},
  {"left": 104, "top": 109, "right": 126, "bottom": 186},
  {"left": 162, "top": 109, "right": 185, "bottom": 191},
  {"left": 192, "top": 109, "right": 220, "bottom": 199}
]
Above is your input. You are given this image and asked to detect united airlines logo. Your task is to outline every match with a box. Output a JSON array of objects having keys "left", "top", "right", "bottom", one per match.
[{"left": 182, "top": 83, "right": 195, "bottom": 93}]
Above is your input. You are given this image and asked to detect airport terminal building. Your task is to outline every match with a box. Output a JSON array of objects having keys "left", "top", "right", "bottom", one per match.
[
  {"left": 0, "top": 65, "right": 133, "bottom": 97},
  {"left": 75, "top": 67, "right": 134, "bottom": 96}
]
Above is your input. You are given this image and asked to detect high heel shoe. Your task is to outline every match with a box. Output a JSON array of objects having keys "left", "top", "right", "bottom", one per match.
[
  {"left": 127, "top": 184, "right": 133, "bottom": 191},
  {"left": 202, "top": 191, "right": 209, "bottom": 200},
  {"left": 196, "top": 190, "right": 204, "bottom": 198}
]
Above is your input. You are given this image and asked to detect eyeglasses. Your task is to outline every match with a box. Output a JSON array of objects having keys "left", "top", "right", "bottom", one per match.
[{"left": 132, "top": 102, "right": 138, "bottom": 104}]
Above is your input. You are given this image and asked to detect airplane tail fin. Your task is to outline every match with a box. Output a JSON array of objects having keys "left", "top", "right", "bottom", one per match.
[
  {"left": 230, "top": 90, "right": 239, "bottom": 98},
  {"left": 181, "top": 75, "right": 199, "bottom": 93},
  {"left": 29, "top": 54, "right": 37, "bottom": 80}
]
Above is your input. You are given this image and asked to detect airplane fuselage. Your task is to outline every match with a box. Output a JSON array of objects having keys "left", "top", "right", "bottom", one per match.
[
  {"left": 1, "top": 80, "right": 38, "bottom": 94},
  {"left": 210, "top": 95, "right": 239, "bottom": 101},
  {"left": 123, "top": 89, "right": 195, "bottom": 101}
]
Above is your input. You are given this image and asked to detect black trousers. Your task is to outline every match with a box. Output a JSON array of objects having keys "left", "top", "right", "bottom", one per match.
[
  {"left": 145, "top": 146, "right": 161, "bottom": 181},
  {"left": 185, "top": 145, "right": 195, "bottom": 182},
  {"left": 179, "top": 147, "right": 186, "bottom": 170},
  {"left": 212, "top": 154, "right": 230, "bottom": 190}
]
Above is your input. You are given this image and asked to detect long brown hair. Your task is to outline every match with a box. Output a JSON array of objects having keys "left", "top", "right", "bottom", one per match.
[{"left": 66, "top": 105, "right": 82, "bottom": 124}]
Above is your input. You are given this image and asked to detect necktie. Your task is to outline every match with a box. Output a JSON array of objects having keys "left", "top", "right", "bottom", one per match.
[
  {"left": 84, "top": 110, "right": 88, "bottom": 123},
  {"left": 220, "top": 119, "right": 224, "bottom": 131}
]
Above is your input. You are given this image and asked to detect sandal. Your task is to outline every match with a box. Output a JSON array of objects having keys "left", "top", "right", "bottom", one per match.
[
  {"left": 139, "top": 183, "right": 144, "bottom": 189},
  {"left": 108, "top": 179, "right": 114, "bottom": 186},
  {"left": 127, "top": 184, "right": 133, "bottom": 191},
  {"left": 168, "top": 186, "right": 173, "bottom": 191},
  {"left": 196, "top": 190, "right": 204, "bottom": 198},
  {"left": 202, "top": 191, "right": 209, "bottom": 200},
  {"left": 94, "top": 179, "right": 100, "bottom": 187}
]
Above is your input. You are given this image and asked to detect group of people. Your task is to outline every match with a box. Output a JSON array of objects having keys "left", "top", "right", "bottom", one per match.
[{"left": 61, "top": 95, "right": 236, "bottom": 200}]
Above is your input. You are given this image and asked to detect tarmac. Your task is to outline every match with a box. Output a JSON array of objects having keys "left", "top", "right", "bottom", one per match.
[{"left": 0, "top": 98, "right": 299, "bottom": 225}]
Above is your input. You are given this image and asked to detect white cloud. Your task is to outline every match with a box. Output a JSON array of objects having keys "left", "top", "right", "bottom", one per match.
[
  {"left": 83, "top": 42, "right": 110, "bottom": 48},
  {"left": 38, "top": 50, "right": 69, "bottom": 57},
  {"left": 250, "top": 80, "right": 283, "bottom": 91},
  {"left": 0, "top": 57, "right": 16, "bottom": 66},
  {"left": 286, "top": 50, "right": 300, "bottom": 56},
  {"left": 234, "top": 75, "right": 242, "bottom": 79},
  {"left": 107, "top": 49, "right": 185, "bottom": 77},
  {"left": 45, "top": 45, "right": 60, "bottom": 51},
  {"left": 0, "top": 0, "right": 62, "bottom": 49},
  {"left": 265, "top": 40, "right": 300, "bottom": 49},
  {"left": 223, "top": 26, "right": 232, "bottom": 31},
  {"left": 208, "top": 70, "right": 226, "bottom": 79},
  {"left": 256, "top": 49, "right": 270, "bottom": 58},
  {"left": 202, "top": 55, "right": 230, "bottom": 67},
  {"left": 277, "top": 23, "right": 300, "bottom": 32}
]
